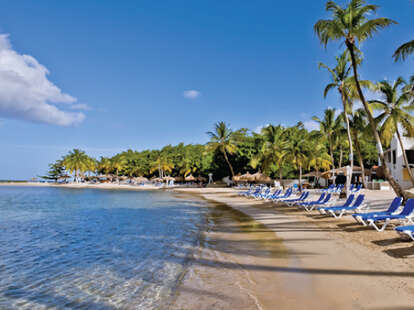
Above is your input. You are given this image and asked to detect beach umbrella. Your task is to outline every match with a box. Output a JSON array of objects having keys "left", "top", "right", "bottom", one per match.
[
  {"left": 163, "top": 176, "right": 175, "bottom": 182},
  {"left": 174, "top": 176, "right": 184, "bottom": 182},
  {"left": 252, "top": 172, "right": 272, "bottom": 183},
  {"left": 239, "top": 172, "right": 253, "bottom": 182},
  {"left": 185, "top": 174, "right": 196, "bottom": 182},
  {"left": 134, "top": 176, "right": 149, "bottom": 183},
  {"left": 197, "top": 176, "right": 207, "bottom": 182}
]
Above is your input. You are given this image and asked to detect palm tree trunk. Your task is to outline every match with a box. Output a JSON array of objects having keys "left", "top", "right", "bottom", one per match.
[
  {"left": 329, "top": 141, "right": 335, "bottom": 183},
  {"left": 223, "top": 150, "right": 235, "bottom": 178},
  {"left": 354, "top": 132, "right": 367, "bottom": 189},
  {"left": 339, "top": 146, "right": 343, "bottom": 168},
  {"left": 347, "top": 41, "right": 406, "bottom": 200},
  {"left": 340, "top": 90, "right": 354, "bottom": 197},
  {"left": 395, "top": 126, "right": 414, "bottom": 186},
  {"left": 299, "top": 165, "right": 302, "bottom": 192}
]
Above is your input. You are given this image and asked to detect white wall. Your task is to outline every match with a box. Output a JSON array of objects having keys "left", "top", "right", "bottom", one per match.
[{"left": 386, "top": 134, "right": 414, "bottom": 190}]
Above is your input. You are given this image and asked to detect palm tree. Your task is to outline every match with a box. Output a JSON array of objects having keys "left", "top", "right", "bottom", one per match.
[
  {"left": 207, "top": 122, "right": 237, "bottom": 178},
  {"left": 312, "top": 108, "right": 342, "bottom": 172},
  {"left": 111, "top": 155, "right": 127, "bottom": 183},
  {"left": 282, "top": 124, "right": 309, "bottom": 191},
  {"left": 319, "top": 51, "right": 373, "bottom": 194},
  {"left": 62, "top": 149, "right": 90, "bottom": 182},
  {"left": 314, "top": 0, "right": 405, "bottom": 198},
  {"left": 150, "top": 156, "right": 174, "bottom": 178},
  {"left": 369, "top": 78, "right": 414, "bottom": 186},
  {"left": 307, "top": 137, "right": 332, "bottom": 186},
  {"left": 349, "top": 108, "right": 369, "bottom": 188},
  {"left": 252, "top": 125, "right": 287, "bottom": 181},
  {"left": 394, "top": 40, "right": 414, "bottom": 62}
]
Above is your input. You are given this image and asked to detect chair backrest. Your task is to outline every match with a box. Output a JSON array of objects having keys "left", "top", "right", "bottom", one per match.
[
  {"left": 322, "top": 193, "right": 331, "bottom": 203},
  {"left": 316, "top": 193, "right": 326, "bottom": 202},
  {"left": 400, "top": 199, "right": 414, "bottom": 216},
  {"left": 285, "top": 188, "right": 292, "bottom": 196},
  {"left": 351, "top": 194, "right": 365, "bottom": 207},
  {"left": 343, "top": 194, "right": 355, "bottom": 207},
  {"left": 386, "top": 197, "right": 403, "bottom": 213},
  {"left": 273, "top": 189, "right": 281, "bottom": 197},
  {"left": 302, "top": 191, "right": 310, "bottom": 200}
]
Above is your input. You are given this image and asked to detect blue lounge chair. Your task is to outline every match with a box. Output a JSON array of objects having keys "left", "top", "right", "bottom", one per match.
[
  {"left": 254, "top": 187, "right": 270, "bottom": 199},
  {"left": 272, "top": 188, "right": 292, "bottom": 202},
  {"left": 284, "top": 191, "right": 309, "bottom": 206},
  {"left": 324, "top": 194, "right": 366, "bottom": 218},
  {"left": 302, "top": 194, "right": 334, "bottom": 212},
  {"left": 395, "top": 225, "right": 414, "bottom": 241},
  {"left": 368, "top": 199, "right": 414, "bottom": 232},
  {"left": 352, "top": 184, "right": 362, "bottom": 193},
  {"left": 297, "top": 193, "right": 325, "bottom": 208},
  {"left": 352, "top": 197, "right": 402, "bottom": 226},
  {"left": 265, "top": 189, "right": 282, "bottom": 200},
  {"left": 317, "top": 194, "right": 355, "bottom": 215}
]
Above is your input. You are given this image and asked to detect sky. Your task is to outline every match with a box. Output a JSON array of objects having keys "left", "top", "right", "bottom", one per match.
[{"left": 0, "top": 0, "right": 413, "bottom": 180}]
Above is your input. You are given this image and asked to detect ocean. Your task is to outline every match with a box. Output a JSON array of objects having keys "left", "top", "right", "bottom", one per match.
[{"left": 0, "top": 186, "right": 206, "bottom": 309}]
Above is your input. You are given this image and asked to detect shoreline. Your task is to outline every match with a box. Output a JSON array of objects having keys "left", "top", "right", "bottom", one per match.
[{"left": 172, "top": 187, "right": 414, "bottom": 309}]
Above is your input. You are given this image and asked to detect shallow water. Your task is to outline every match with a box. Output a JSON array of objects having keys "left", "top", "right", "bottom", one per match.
[{"left": 0, "top": 186, "right": 206, "bottom": 309}]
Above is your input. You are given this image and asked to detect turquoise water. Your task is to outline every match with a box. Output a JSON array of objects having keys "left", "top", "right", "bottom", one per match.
[{"left": 0, "top": 186, "right": 206, "bottom": 309}]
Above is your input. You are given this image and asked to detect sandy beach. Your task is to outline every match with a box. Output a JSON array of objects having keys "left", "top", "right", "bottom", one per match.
[{"left": 171, "top": 188, "right": 414, "bottom": 310}]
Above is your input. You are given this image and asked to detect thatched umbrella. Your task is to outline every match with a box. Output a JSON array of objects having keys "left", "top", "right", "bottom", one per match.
[
  {"left": 197, "top": 176, "right": 207, "bottom": 183},
  {"left": 321, "top": 166, "right": 371, "bottom": 178},
  {"left": 163, "top": 176, "right": 175, "bottom": 182},
  {"left": 252, "top": 172, "right": 272, "bottom": 184},
  {"left": 152, "top": 177, "right": 163, "bottom": 182},
  {"left": 134, "top": 176, "right": 149, "bottom": 183},
  {"left": 239, "top": 172, "right": 253, "bottom": 182},
  {"left": 174, "top": 176, "right": 184, "bottom": 182},
  {"left": 185, "top": 174, "right": 196, "bottom": 182}
]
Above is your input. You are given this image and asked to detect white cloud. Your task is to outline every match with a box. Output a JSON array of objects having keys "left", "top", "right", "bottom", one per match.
[
  {"left": 0, "top": 34, "right": 85, "bottom": 126},
  {"left": 183, "top": 90, "right": 200, "bottom": 99},
  {"left": 254, "top": 123, "right": 269, "bottom": 133},
  {"left": 304, "top": 120, "right": 319, "bottom": 131},
  {"left": 69, "top": 103, "right": 91, "bottom": 111}
]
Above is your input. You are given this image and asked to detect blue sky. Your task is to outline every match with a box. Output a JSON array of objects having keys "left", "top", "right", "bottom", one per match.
[{"left": 0, "top": 0, "right": 413, "bottom": 179}]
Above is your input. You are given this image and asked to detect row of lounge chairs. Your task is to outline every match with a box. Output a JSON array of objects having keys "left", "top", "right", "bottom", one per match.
[{"left": 239, "top": 185, "right": 414, "bottom": 241}]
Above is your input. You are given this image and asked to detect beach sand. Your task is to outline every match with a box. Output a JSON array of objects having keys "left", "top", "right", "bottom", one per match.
[{"left": 171, "top": 188, "right": 414, "bottom": 310}]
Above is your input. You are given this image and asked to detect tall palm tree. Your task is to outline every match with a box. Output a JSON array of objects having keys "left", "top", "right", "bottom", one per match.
[
  {"left": 319, "top": 51, "right": 372, "bottom": 195},
  {"left": 312, "top": 108, "right": 342, "bottom": 173},
  {"left": 252, "top": 125, "right": 287, "bottom": 181},
  {"left": 314, "top": 0, "right": 405, "bottom": 198},
  {"left": 62, "top": 149, "right": 90, "bottom": 182},
  {"left": 282, "top": 124, "right": 309, "bottom": 191},
  {"left": 207, "top": 122, "right": 237, "bottom": 178},
  {"left": 349, "top": 108, "right": 369, "bottom": 188},
  {"left": 150, "top": 156, "right": 174, "bottom": 178},
  {"left": 369, "top": 78, "right": 414, "bottom": 186}
]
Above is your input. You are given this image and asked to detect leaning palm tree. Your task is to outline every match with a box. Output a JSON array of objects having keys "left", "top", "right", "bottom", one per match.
[
  {"left": 369, "top": 78, "right": 414, "bottom": 186},
  {"left": 312, "top": 108, "right": 342, "bottom": 172},
  {"left": 207, "top": 122, "right": 237, "bottom": 178},
  {"left": 319, "top": 51, "right": 373, "bottom": 195},
  {"left": 349, "top": 108, "right": 369, "bottom": 188},
  {"left": 62, "top": 149, "right": 90, "bottom": 182},
  {"left": 314, "top": 0, "right": 405, "bottom": 198}
]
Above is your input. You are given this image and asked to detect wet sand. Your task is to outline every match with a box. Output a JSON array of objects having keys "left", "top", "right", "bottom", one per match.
[{"left": 172, "top": 188, "right": 414, "bottom": 309}]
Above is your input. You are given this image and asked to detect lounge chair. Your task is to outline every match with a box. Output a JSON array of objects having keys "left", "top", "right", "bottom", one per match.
[
  {"left": 301, "top": 194, "right": 334, "bottom": 212},
  {"left": 317, "top": 194, "right": 355, "bottom": 215},
  {"left": 352, "top": 197, "right": 402, "bottom": 226},
  {"left": 297, "top": 193, "right": 325, "bottom": 207},
  {"left": 395, "top": 225, "right": 414, "bottom": 241},
  {"left": 265, "top": 189, "right": 282, "bottom": 200},
  {"left": 272, "top": 188, "right": 293, "bottom": 202},
  {"left": 284, "top": 191, "right": 310, "bottom": 206},
  {"left": 324, "top": 194, "right": 366, "bottom": 218},
  {"left": 368, "top": 199, "right": 414, "bottom": 232}
]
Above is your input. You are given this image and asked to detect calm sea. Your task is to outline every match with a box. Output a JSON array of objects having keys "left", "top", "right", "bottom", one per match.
[{"left": 0, "top": 186, "right": 206, "bottom": 309}]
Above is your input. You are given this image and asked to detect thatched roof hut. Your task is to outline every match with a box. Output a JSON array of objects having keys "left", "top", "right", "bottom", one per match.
[
  {"left": 134, "top": 176, "right": 149, "bottom": 183},
  {"left": 321, "top": 166, "right": 371, "bottom": 178},
  {"left": 252, "top": 172, "right": 272, "bottom": 184}
]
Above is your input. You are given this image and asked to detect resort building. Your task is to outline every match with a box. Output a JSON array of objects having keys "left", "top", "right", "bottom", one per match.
[{"left": 384, "top": 134, "right": 414, "bottom": 190}]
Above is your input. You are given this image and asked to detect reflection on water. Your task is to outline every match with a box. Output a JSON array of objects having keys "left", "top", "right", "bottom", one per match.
[{"left": 0, "top": 187, "right": 206, "bottom": 309}]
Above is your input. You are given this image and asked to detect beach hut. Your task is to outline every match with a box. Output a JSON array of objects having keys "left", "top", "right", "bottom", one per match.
[
  {"left": 134, "top": 176, "right": 149, "bottom": 183},
  {"left": 239, "top": 172, "right": 254, "bottom": 182}
]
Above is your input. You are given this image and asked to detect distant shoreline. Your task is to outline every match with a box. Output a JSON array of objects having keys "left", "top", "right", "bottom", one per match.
[{"left": 0, "top": 182, "right": 162, "bottom": 191}]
